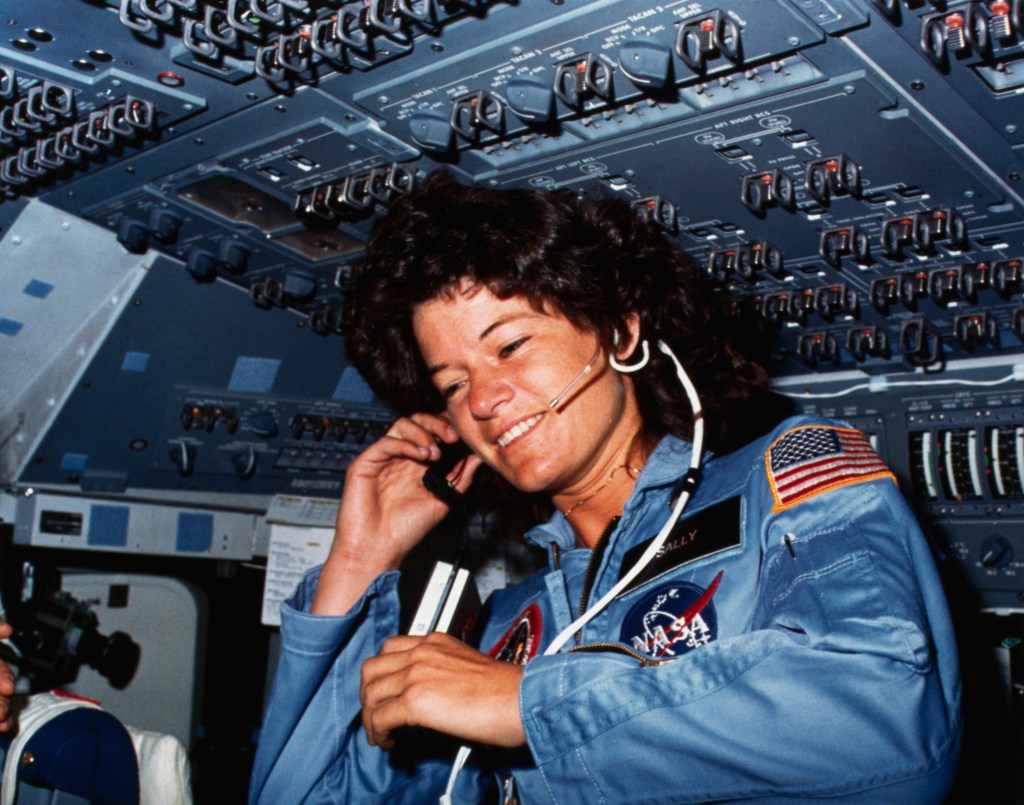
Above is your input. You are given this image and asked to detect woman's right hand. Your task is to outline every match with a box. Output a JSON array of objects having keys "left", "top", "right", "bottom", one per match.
[{"left": 311, "top": 413, "right": 481, "bottom": 616}]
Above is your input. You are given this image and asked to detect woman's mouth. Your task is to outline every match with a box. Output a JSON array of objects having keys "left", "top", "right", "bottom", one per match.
[{"left": 496, "top": 414, "right": 543, "bottom": 448}]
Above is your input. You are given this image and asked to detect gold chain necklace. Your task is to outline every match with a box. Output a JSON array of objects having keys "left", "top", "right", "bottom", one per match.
[{"left": 562, "top": 464, "right": 640, "bottom": 519}]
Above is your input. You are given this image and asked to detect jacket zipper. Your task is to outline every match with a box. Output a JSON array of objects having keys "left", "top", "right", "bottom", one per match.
[
  {"left": 569, "top": 641, "right": 669, "bottom": 667},
  {"left": 574, "top": 515, "right": 620, "bottom": 645}
]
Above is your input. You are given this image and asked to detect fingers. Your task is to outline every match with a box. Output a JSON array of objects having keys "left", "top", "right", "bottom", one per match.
[
  {"left": 409, "top": 412, "right": 461, "bottom": 445},
  {"left": 353, "top": 414, "right": 459, "bottom": 471},
  {"left": 361, "top": 634, "right": 451, "bottom": 706},
  {"left": 360, "top": 634, "right": 527, "bottom": 750},
  {"left": 377, "top": 632, "right": 461, "bottom": 656},
  {"left": 359, "top": 634, "right": 458, "bottom": 747},
  {"left": 397, "top": 413, "right": 457, "bottom": 450},
  {"left": 374, "top": 415, "right": 481, "bottom": 494},
  {"left": 360, "top": 642, "right": 418, "bottom": 748}
]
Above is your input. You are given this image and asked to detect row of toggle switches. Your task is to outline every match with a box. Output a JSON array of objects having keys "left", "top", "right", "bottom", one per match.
[{"left": 408, "top": 9, "right": 745, "bottom": 152}]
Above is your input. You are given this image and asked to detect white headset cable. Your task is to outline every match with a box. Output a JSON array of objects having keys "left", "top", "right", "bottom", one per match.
[{"left": 441, "top": 339, "right": 704, "bottom": 803}]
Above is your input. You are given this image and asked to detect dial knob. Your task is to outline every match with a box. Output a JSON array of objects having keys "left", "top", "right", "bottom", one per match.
[
  {"left": 232, "top": 447, "right": 258, "bottom": 480},
  {"left": 980, "top": 535, "right": 1013, "bottom": 568},
  {"left": 247, "top": 411, "right": 278, "bottom": 439},
  {"left": 169, "top": 441, "right": 195, "bottom": 477}
]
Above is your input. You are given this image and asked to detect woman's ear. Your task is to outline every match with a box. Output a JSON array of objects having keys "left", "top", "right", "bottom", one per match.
[
  {"left": 615, "top": 312, "right": 642, "bottom": 362},
  {"left": 610, "top": 313, "right": 650, "bottom": 374}
]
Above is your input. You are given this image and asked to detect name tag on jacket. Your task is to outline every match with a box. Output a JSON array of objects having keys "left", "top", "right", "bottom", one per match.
[{"left": 618, "top": 497, "right": 741, "bottom": 594}]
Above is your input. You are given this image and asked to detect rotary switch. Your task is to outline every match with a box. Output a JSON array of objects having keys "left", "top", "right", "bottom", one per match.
[
  {"left": 409, "top": 111, "right": 452, "bottom": 152},
  {"left": 980, "top": 535, "right": 1013, "bottom": 568},
  {"left": 505, "top": 77, "right": 554, "bottom": 124},
  {"left": 232, "top": 447, "right": 258, "bottom": 480},
  {"left": 247, "top": 411, "right": 279, "bottom": 439},
  {"left": 169, "top": 441, "right": 195, "bottom": 477},
  {"left": 618, "top": 39, "right": 674, "bottom": 90}
]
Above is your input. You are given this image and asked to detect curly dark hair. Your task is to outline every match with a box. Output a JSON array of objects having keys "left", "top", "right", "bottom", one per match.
[{"left": 344, "top": 170, "right": 774, "bottom": 451}]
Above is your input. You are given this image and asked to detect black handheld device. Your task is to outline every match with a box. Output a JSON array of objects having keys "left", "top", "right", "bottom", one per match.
[{"left": 422, "top": 440, "right": 472, "bottom": 508}]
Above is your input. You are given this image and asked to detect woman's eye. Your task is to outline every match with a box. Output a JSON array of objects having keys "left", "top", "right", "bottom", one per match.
[
  {"left": 499, "top": 337, "right": 528, "bottom": 358},
  {"left": 442, "top": 381, "right": 464, "bottom": 400}
]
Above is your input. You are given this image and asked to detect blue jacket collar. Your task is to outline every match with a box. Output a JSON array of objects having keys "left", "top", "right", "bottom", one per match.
[{"left": 522, "top": 435, "right": 696, "bottom": 552}]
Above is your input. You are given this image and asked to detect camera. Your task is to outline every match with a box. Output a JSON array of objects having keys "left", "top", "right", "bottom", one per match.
[{"left": 1, "top": 563, "right": 140, "bottom": 691}]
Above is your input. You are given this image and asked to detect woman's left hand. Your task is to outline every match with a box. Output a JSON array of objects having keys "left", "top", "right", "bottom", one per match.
[{"left": 360, "top": 633, "right": 525, "bottom": 750}]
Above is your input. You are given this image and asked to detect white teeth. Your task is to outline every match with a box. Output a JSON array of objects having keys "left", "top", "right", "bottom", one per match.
[{"left": 497, "top": 415, "right": 542, "bottom": 448}]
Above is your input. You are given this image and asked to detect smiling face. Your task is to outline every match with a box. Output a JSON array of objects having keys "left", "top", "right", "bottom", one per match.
[{"left": 412, "top": 284, "right": 646, "bottom": 506}]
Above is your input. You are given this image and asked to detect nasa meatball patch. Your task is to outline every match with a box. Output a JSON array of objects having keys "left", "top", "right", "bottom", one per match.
[{"left": 619, "top": 571, "right": 723, "bottom": 660}]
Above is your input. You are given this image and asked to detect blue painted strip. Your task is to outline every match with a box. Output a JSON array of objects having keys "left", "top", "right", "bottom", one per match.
[
  {"left": 121, "top": 351, "right": 150, "bottom": 372},
  {"left": 332, "top": 366, "right": 375, "bottom": 403},
  {"left": 23, "top": 279, "right": 54, "bottom": 299},
  {"left": 88, "top": 505, "right": 130, "bottom": 547},
  {"left": 228, "top": 357, "right": 281, "bottom": 393},
  {"left": 60, "top": 453, "right": 89, "bottom": 472},
  {"left": 0, "top": 318, "right": 24, "bottom": 336},
  {"left": 176, "top": 512, "right": 213, "bottom": 553}
]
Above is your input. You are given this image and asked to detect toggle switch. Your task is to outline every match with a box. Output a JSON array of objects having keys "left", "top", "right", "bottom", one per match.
[
  {"left": 553, "top": 53, "right": 613, "bottom": 109},
  {"left": 847, "top": 325, "right": 889, "bottom": 361},
  {"left": 805, "top": 154, "right": 861, "bottom": 204},
  {"left": 676, "top": 9, "right": 742, "bottom": 72},
  {"left": 869, "top": 277, "right": 899, "bottom": 314},
  {"left": 928, "top": 267, "right": 960, "bottom": 306},
  {"left": 450, "top": 91, "right": 505, "bottom": 140},
  {"left": 820, "top": 226, "right": 870, "bottom": 268},
  {"left": 741, "top": 169, "right": 794, "bottom": 215}
]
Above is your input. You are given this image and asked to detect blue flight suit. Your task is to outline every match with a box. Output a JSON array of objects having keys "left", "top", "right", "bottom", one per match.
[{"left": 250, "top": 415, "right": 961, "bottom": 804}]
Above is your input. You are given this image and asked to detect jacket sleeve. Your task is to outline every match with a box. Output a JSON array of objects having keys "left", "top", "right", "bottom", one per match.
[
  {"left": 248, "top": 567, "right": 492, "bottom": 805},
  {"left": 516, "top": 476, "right": 961, "bottom": 804}
]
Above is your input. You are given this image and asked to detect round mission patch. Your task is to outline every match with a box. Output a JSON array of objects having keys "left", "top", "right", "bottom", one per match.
[{"left": 619, "top": 574, "right": 721, "bottom": 660}]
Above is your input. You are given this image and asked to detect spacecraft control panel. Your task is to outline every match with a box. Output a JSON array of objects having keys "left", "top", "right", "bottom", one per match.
[{"left": 0, "top": 0, "right": 1022, "bottom": 658}]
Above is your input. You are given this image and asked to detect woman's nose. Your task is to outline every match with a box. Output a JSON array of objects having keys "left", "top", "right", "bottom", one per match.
[{"left": 467, "top": 366, "right": 512, "bottom": 420}]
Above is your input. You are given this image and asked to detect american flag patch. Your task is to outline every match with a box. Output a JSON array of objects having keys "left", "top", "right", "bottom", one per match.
[{"left": 766, "top": 426, "right": 895, "bottom": 512}]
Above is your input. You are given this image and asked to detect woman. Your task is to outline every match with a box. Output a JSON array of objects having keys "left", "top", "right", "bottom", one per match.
[{"left": 250, "top": 172, "right": 961, "bottom": 803}]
